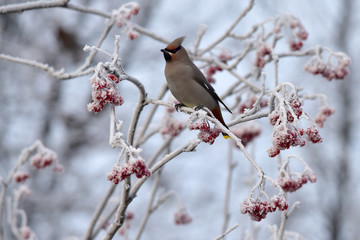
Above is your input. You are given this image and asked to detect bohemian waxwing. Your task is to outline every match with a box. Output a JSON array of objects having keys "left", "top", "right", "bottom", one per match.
[{"left": 161, "top": 36, "right": 232, "bottom": 139}]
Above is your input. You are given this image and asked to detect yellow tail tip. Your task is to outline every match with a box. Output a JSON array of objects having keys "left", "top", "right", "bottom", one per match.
[{"left": 223, "top": 135, "right": 231, "bottom": 139}]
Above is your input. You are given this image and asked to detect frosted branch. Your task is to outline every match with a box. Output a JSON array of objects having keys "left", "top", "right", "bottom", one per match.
[{"left": 0, "top": 0, "right": 70, "bottom": 14}]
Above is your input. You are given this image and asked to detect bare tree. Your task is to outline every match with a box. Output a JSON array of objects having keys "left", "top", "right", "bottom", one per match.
[{"left": 0, "top": 1, "right": 352, "bottom": 240}]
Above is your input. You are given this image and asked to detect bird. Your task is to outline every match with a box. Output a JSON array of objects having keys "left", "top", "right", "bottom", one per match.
[{"left": 161, "top": 36, "right": 232, "bottom": 139}]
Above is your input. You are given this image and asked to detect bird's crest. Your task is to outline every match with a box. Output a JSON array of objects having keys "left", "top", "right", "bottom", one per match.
[{"left": 165, "top": 36, "right": 186, "bottom": 51}]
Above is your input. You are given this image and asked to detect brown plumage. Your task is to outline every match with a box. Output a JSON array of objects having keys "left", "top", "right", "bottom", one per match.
[{"left": 161, "top": 36, "right": 232, "bottom": 138}]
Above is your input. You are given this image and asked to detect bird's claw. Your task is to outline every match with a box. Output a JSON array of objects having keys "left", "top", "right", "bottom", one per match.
[
  {"left": 175, "top": 103, "right": 185, "bottom": 112},
  {"left": 194, "top": 105, "right": 205, "bottom": 111}
]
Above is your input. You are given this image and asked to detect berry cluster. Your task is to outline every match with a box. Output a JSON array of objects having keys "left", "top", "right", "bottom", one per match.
[
  {"left": 131, "top": 158, "right": 152, "bottom": 178},
  {"left": 304, "top": 54, "right": 350, "bottom": 81},
  {"left": 301, "top": 126, "right": 323, "bottom": 144},
  {"left": 278, "top": 173, "right": 317, "bottom": 192},
  {"left": 238, "top": 96, "right": 268, "bottom": 114},
  {"left": 30, "top": 149, "right": 57, "bottom": 169},
  {"left": 204, "top": 49, "right": 232, "bottom": 83},
  {"left": 188, "top": 121, "right": 221, "bottom": 145},
  {"left": 269, "top": 99, "right": 303, "bottom": 126},
  {"left": 160, "top": 115, "right": 184, "bottom": 137},
  {"left": 314, "top": 107, "right": 335, "bottom": 128},
  {"left": 52, "top": 164, "right": 65, "bottom": 172},
  {"left": 272, "top": 127, "right": 305, "bottom": 150},
  {"left": 268, "top": 125, "right": 324, "bottom": 158},
  {"left": 112, "top": 2, "right": 141, "bottom": 40},
  {"left": 174, "top": 207, "right": 192, "bottom": 225},
  {"left": 20, "top": 226, "right": 33, "bottom": 240},
  {"left": 106, "top": 158, "right": 151, "bottom": 185},
  {"left": 232, "top": 123, "right": 261, "bottom": 147},
  {"left": 267, "top": 97, "right": 321, "bottom": 157},
  {"left": 13, "top": 171, "right": 29, "bottom": 183},
  {"left": 255, "top": 44, "right": 271, "bottom": 69},
  {"left": 87, "top": 66, "right": 124, "bottom": 113},
  {"left": 287, "top": 17, "right": 308, "bottom": 51},
  {"left": 240, "top": 195, "right": 289, "bottom": 222},
  {"left": 205, "top": 65, "right": 223, "bottom": 84}
]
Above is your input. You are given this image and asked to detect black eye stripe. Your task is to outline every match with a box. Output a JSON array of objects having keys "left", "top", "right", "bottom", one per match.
[{"left": 165, "top": 46, "right": 182, "bottom": 54}]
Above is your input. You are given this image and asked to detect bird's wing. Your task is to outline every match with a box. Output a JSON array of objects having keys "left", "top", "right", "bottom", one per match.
[{"left": 191, "top": 65, "right": 232, "bottom": 114}]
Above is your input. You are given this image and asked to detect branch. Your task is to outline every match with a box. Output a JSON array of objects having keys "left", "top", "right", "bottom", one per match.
[
  {"left": 221, "top": 143, "right": 237, "bottom": 234},
  {"left": 132, "top": 24, "right": 169, "bottom": 44},
  {"left": 121, "top": 75, "right": 147, "bottom": 145},
  {"left": 129, "top": 139, "right": 201, "bottom": 199},
  {"left": 82, "top": 185, "right": 116, "bottom": 240},
  {"left": 103, "top": 74, "right": 147, "bottom": 239},
  {"left": 64, "top": 3, "right": 111, "bottom": 18},
  {"left": 278, "top": 211, "right": 288, "bottom": 240},
  {"left": 135, "top": 171, "right": 162, "bottom": 240},
  {"left": 135, "top": 83, "right": 168, "bottom": 147},
  {"left": 199, "top": 0, "right": 254, "bottom": 55},
  {"left": 213, "top": 223, "right": 239, "bottom": 240},
  {"left": 0, "top": 53, "right": 94, "bottom": 80},
  {"left": 0, "top": 0, "right": 69, "bottom": 14}
]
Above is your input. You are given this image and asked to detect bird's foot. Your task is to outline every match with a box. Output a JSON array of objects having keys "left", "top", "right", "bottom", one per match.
[
  {"left": 175, "top": 103, "right": 185, "bottom": 112},
  {"left": 194, "top": 105, "right": 205, "bottom": 111}
]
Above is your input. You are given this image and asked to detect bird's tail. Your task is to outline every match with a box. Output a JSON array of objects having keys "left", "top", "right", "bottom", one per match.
[{"left": 211, "top": 106, "right": 231, "bottom": 139}]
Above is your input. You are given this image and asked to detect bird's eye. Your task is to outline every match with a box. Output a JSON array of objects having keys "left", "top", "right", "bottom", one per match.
[{"left": 165, "top": 46, "right": 181, "bottom": 54}]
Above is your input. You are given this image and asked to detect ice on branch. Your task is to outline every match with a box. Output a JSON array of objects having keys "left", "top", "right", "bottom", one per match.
[
  {"left": 112, "top": 2, "right": 141, "bottom": 40},
  {"left": 87, "top": 62, "right": 124, "bottom": 113}
]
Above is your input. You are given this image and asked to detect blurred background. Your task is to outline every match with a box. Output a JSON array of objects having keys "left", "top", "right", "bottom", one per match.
[{"left": 0, "top": 0, "right": 359, "bottom": 239}]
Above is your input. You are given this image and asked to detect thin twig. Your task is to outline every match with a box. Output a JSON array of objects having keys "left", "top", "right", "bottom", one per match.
[
  {"left": 147, "top": 137, "right": 173, "bottom": 168},
  {"left": 103, "top": 73, "right": 147, "bottom": 239},
  {"left": 221, "top": 141, "right": 237, "bottom": 234},
  {"left": 79, "top": 20, "right": 115, "bottom": 72},
  {"left": 278, "top": 211, "right": 288, "bottom": 240},
  {"left": 0, "top": 0, "right": 69, "bottom": 14},
  {"left": 64, "top": 3, "right": 111, "bottom": 18},
  {"left": 135, "top": 83, "right": 168, "bottom": 147},
  {"left": 82, "top": 185, "right": 116, "bottom": 240},
  {"left": 132, "top": 25, "right": 169, "bottom": 44},
  {"left": 199, "top": 0, "right": 255, "bottom": 55},
  {"left": 129, "top": 139, "right": 201, "bottom": 198},
  {"left": 213, "top": 223, "right": 239, "bottom": 240},
  {"left": 135, "top": 171, "right": 162, "bottom": 240}
]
